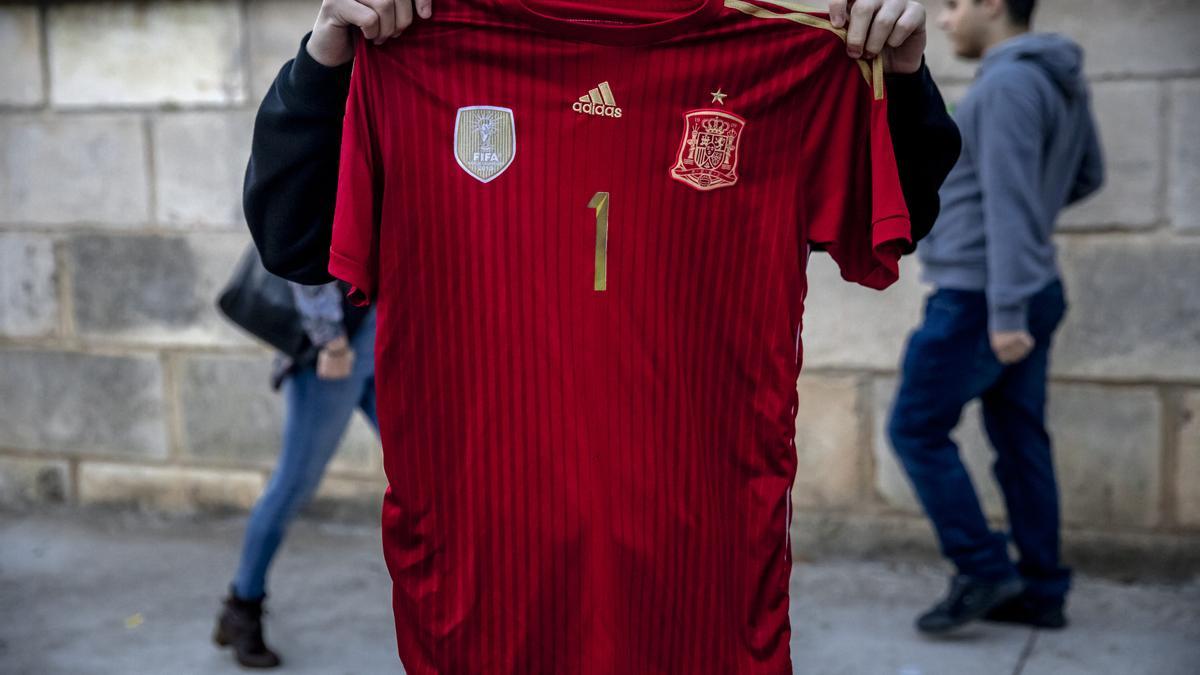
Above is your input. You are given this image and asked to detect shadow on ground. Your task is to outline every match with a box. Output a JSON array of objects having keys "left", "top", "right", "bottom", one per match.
[{"left": 1, "top": 510, "right": 1197, "bottom": 674}]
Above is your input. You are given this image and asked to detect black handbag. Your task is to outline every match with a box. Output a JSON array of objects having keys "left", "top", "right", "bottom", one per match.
[{"left": 216, "top": 244, "right": 310, "bottom": 359}]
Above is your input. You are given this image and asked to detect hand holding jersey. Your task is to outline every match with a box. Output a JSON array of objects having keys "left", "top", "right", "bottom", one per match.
[
  {"left": 829, "top": 0, "right": 928, "bottom": 73},
  {"left": 308, "top": 0, "right": 434, "bottom": 67}
]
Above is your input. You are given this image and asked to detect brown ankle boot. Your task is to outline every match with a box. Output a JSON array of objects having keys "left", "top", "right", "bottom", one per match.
[{"left": 213, "top": 590, "right": 282, "bottom": 669}]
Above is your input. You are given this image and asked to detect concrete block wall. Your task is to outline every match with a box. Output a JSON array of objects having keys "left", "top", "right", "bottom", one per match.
[
  {"left": 0, "top": 1, "right": 380, "bottom": 518},
  {"left": 793, "top": 0, "right": 1200, "bottom": 571},
  {"left": 0, "top": 1, "right": 1197, "bottom": 570}
]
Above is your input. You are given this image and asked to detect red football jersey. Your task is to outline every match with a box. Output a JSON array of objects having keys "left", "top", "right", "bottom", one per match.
[{"left": 329, "top": 1, "right": 910, "bottom": 672}]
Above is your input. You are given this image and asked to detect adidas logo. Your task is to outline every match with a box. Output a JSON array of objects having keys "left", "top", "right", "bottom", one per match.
[{"left": 572, "top": 81, "right": 623, "bottom": 118}]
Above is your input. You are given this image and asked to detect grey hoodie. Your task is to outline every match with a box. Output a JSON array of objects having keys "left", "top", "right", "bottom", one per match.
[{"left": 918, "top": 33, "right": 1104, "bottom": 332}]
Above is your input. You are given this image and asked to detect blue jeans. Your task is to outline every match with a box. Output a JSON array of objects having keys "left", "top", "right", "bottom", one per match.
[
  {"left": 232, "top": 310, "right": 379, "bottom": 600},
  {"left": 887, "top": 280, "right": 1071, "bottom": 604}
]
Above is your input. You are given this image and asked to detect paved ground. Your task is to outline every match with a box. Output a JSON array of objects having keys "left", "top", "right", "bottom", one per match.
[{"left": 1, "top": 510, "right": 1197, "bottom": 675}]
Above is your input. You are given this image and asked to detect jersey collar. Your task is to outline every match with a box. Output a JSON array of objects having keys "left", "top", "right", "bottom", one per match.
[{"left": 508, "top": 0, "right": 725, "bottom": 46}]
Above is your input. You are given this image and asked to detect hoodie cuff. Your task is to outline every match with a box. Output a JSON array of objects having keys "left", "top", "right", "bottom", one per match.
[
  {"left": 990, "top": 302, "right": 1030, "bottom": 333},
  {"left": 285, "top": 32, "right": 354, "bottom": 116},
  {"left": 883, "top": 59, "right": 931, "bottom": 107}
]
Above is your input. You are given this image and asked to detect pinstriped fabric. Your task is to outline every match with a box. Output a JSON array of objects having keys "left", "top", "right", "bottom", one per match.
[{"left": 327, "top": 1, "right": 911, "bottom": 672}]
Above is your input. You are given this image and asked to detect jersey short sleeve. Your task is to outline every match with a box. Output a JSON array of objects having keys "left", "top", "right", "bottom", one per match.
[
  {"left": 328, "top": 38, "right": 382, "bottom": 307},
  {"left": 801, "top": 55, "right": 911, "bottom": 290}
]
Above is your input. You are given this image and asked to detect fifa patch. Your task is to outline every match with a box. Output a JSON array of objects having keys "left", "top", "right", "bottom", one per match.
[
  {"left": 454, "top": 106, "right": 516, "bottom": 183},
  {"left": 670, "top": 109, "right": 745, "bottom": 192}
]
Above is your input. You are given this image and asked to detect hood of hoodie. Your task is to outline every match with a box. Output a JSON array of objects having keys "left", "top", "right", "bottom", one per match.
[{"left": 979, "top": 32, "right": 1087, "bottom": 99}]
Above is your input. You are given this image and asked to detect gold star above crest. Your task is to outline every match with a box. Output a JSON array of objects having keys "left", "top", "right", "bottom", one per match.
[{"left": 710, "top": 88, "right": 728, "bottom": 105}]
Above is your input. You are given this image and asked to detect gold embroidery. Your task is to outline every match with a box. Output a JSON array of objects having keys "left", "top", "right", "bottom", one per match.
[
  {"left": 588, "top": 192, "right": 610, "bottom": 291},
  {"left": 766, "top": 0, "right": 825, "bottom": 11},
  {"left": 572, "top": 82, "right": 623, "bottom": 118},
  {"left": 670, "top": 110, "right": 746, "bottom": 191},
  {"left": 454, "top": 106, "right": 516, "bottom": 183}
]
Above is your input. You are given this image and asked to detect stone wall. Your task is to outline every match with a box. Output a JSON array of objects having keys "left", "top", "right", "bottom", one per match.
[
  {"left": 1, "top": 1, "right": 1197, "bottom": 571},
  {"left": 0, "top": 1, "right": 385, "bottom": 519}
]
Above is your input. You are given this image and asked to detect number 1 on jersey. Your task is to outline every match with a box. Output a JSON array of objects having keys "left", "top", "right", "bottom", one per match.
[{"left": 589, "top": 192, "right": 610, "bottom": 292}]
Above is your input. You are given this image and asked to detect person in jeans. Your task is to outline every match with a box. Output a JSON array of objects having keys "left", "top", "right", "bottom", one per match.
[
  {"left": 214, "top": 280, "right": 377, "bottom": 668},
  {"left": 887, "top": 0, "right": 1103, "bottom": 635}
]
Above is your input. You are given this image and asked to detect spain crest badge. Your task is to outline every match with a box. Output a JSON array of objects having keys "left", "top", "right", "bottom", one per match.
[{"left": 670, "top": 109, "right": 746, "bottom": 191}]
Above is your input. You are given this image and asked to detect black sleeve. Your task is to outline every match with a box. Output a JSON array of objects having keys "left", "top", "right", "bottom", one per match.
[
  {"left": 243, "top": 33, "right": 353, "bottom": 285},
  {"left": 884, "top": 62, "right": 962, "bottom": 253}
]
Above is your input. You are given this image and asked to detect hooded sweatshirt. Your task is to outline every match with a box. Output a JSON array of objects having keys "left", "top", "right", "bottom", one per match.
[{"left": 919, "top": 33, "right": 1104, "bottom": 332}]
